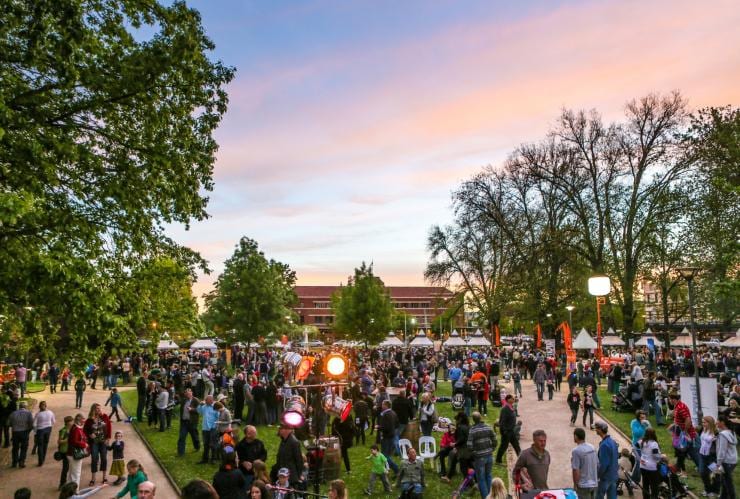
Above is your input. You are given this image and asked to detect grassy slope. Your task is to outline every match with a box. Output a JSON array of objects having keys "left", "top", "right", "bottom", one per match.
[
  {"left": 595, "top": 387, "right": 740, "bottom": 493},
  {"left": 122, "top": 380, "right": 507, "bottom": 497}
]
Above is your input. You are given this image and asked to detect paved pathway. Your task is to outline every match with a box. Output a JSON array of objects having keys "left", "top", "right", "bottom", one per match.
[
  {"left": 0, "top": 384, "right": 178, "bottom": 499},
  {"left": 504, "top": 379, "right": 642, "bottom": 497}
]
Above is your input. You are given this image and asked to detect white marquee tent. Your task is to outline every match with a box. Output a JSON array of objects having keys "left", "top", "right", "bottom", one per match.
[
  {"left": 157, "top": 340, "right": 179, "bottom": 351},
  {"left": 190, "top": 338, "right": 218, "bottom": 351},
  {"left": 379, "top": 331, "right": 404, "bottom": 348},
  {"left": 572, "top": 328, "right": 598, "bottom": 350},
  {"left": 671, "top": 328, "right": 695, "bottom": 347},
  {"left": 634, "top": 328, "right": 664, "bottom": 347},
  {"left": 601, "top": 328, "right": 625, "bottom": 347},
  {"left": 720, "top": 329, "right": 740, "bottom": 348},
  {"left": 466, "top": 328, "right": 492, "bottom": 347},
  {"left": 443, "top": 329, "right": 467, "bottom": 347},
  {"left": 409, "top": 330, "right": 434, "bottom": 348}
]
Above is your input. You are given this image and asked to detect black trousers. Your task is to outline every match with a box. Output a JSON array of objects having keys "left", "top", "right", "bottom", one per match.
[
  {"left": 496, "top": 431, "right": 521, "bottom": 463},
  {"left": 437, "top": 446, "right": 453, "bottom": 475},
  {"left": 340, "top": 446, "right": 351, "bottom": 471},
  {"left": 59, "top": 455, "right": 70, "bottom": 487},
  {"left": 355, "top": 418, "right": 367, "bottom": 445},
  {"left": 137, "top": 395, "right": 146, "bottom": 421},
  {"left": 12, "top": 430, "right": 30, "bottom": 465}
]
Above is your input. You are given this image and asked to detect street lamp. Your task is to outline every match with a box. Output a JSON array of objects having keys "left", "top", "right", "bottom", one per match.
[
  {"left": 566, "top": 305, "right": 575, "bottom": 330},
  {"left": 677, "top": 266, "right": 703, "bottom": 422},
  {"left": 403, "top": 315, "right": 416, "bottom": 345},
  {"left": 588, "top": 275, "right": 611, "bottom": 359}
]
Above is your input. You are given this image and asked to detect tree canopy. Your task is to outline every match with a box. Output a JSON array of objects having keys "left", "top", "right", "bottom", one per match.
[
  {"left": 0, "top": 0, "right": 234, "bottom": 363},
  {"left": 202, "top": 237, "right": 297, "bottom": 343},
  {"left": 331, "top": 262, "right": 394, "bottom": 345}
]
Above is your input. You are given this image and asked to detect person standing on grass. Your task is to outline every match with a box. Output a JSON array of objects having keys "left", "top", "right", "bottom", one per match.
[
  {"left": 378, "top": 399, "right": 400, "bottom": 477},
  {"left": 594, "top": 421, "right": 619, "bottom": 499},
  {"left": 571, "top": 427, "right": 598, "bottom": 499},
  {"left": 669, "top": 391, "right": 700, "bottom": 471},
  {"left": 716, "top": 415, "right": 737, "bottom": 499},
  {"left": 178, "top": 388, "right": 201, "bottom": 456},
  {"left": 235, "top": 425, "right": 267, "bottom": 489},
  {"left": 496, "top": 394, "right": 520, "bottom": 463},
  {"left": 468, "top": 411, "right": 497, "bottom": 499},
  {"left": 198, "top": 395, "right": 218, "bottom": 464},
  {"left": 136, "top": 371, "right": 147, "bottom": 422}
]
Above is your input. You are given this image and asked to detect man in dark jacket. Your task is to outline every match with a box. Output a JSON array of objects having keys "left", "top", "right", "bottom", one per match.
[
  {"left": 391, "top": 390, "right": 414, "bottom": 437},
  {"left": 235, "top": 425, "right": 267, "bottom": 488},
  {"left": 378, "top": 400, "right": 399, "bottom": 475},
  {"left": 136, "top": 372, "right": 147, "bottom": 421},
  {"left": 496, "top": 394, "right": 520, "bottom": 463},
  {"left": 275, "top": 424, "right": 304, "bottom": 488},
  {"left": 232, "top": 373, "right": 245, "bottom": 421},
  {"left": 177, "top": 388, "right": 200, "bottom": 455}
]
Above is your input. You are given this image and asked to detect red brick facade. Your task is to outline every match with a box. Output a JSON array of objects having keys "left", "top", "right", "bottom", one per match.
[{"left": 293, "top": 285, "right": 463, "bottom": 334}]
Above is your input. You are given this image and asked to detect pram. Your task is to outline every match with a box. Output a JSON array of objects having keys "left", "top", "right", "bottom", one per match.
[
  {"left": 451, "top": 393, "right": 465, "bottom": 411},
  {"left": 617, "top": 448, "right": 642, "bottom": 496},
  {"left": 657, "top": 460, "right": 688, "bottom": 499},
  {"left": 612, "top": 381, "right": 642, "bottom": 412}
]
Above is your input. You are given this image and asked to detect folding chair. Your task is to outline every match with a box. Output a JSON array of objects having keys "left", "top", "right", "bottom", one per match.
[{"left": 418, "top": 436, "right": 437, "bottom": 470}]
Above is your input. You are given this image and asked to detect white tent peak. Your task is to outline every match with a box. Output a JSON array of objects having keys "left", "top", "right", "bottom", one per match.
[{"left": 572, "top": 329, "right": 597, "bottom": 350}]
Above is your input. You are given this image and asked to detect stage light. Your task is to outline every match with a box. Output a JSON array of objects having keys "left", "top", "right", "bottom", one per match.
[
  {"left": 324, "top": 353, "right": 348, "bottom": 378},
  {"left": 282, "top": 395, "right": 306, "bottom": 427},
  {"left": 323, "top": 394, "right": 353, "bottom": 422},
  {"left": 295, "top": 356, "right": 314, "bottom": 381}
]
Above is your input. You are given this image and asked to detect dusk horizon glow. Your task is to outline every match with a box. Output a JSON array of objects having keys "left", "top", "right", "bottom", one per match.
[{"left": 164, "top": 0, "right": 740, "bottom": 305}]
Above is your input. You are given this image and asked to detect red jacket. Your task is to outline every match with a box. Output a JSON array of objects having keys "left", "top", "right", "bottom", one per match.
[
  {"left": 83, "top": 415, "right": 112, "bottom": 445},
  {"left": 68, "top": 424, "right": 88, "bottom": 456}
]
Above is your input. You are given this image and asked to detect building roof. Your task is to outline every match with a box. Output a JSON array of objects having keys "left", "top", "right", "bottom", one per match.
[{"left": 295, "top": 285, "right": 454, "bottom": 298}]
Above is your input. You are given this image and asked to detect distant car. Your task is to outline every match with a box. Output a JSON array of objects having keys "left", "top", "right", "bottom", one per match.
[{"left": 297, "top": 340, "right": 324, "bottom": 347}]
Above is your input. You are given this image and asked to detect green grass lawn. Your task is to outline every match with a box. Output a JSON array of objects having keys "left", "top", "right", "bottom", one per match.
[
  {"left": 122, "top": 380, "right": 507, "bottom": 497},
  {"left": 595, "top": 386, "right": 740, "bottom": 494},
  {"left": 26, "top": 381, "right": 46, "bottom": 393}
]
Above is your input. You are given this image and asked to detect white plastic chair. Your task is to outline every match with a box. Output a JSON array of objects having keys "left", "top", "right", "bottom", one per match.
[
  {"left": 418, "top": 436, "right": 437, "bottom": 469},
  {"left": 398, "top": 438, "right": 412, "bottom": 460}
]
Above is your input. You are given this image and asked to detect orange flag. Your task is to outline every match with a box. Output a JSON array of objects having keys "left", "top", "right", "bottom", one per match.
[
  {"left": 494, "top": 324, "right": 500, "bottom": 346},
  {"left": 536, "top": 323, "right": 542, "bottom": 348}
]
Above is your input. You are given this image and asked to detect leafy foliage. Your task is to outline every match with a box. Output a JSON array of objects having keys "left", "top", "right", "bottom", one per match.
[
  {"left": 0, "top": 0, "right": 234, "bottom": 362},
  {"left": 202, "top": 237, "right": 297, "bottom": 343},
  {"left": 331, "top": 262, "right": 394, "bottom": 344}
]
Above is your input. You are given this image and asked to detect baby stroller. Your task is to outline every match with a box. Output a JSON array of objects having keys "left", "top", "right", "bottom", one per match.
[
  {"left": 451, "top": 379, "right": 465, "bottom": 411},
  {"left": 657, "top": 459, "right": 688, "bottom": 499},
  {"left": 612, "top": 383, "right": 640, "bottom": 412},
  {"left": 616, "top": 448, "right": 641, "bottom": 496}
]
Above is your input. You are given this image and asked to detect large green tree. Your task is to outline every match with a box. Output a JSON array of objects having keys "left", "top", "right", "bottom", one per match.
[
  {"left": 0, "top": 0, "right": 234, "bottom": 362},
  {"left": 331, "top": 262, "right": 394, "bottom": 345},
  {"left": 202, "top": 237, "right": 297, "bottom": 343}
]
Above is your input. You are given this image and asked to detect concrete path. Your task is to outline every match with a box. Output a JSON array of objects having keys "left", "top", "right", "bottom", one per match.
[
  {"left": 504, "top": 379, "right": 642, "bottom": 497},
  {"left": 0, "top": 384, "right": 178, "bottom": 499}
]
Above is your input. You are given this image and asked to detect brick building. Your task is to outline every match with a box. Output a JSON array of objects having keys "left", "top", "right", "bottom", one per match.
[{"left": 293, "top": 285, "right": 463, "bottom": 335}]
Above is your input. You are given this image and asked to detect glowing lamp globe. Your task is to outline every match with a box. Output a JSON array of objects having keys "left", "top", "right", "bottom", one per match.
[
  {"left": 281, "top": 395, "right": 306, "bottom": 427},
  {"left": 324, "top": 353, "right": 348, "bottom": 378},
  {"left": 588, "top": 276, "right": 611, "bottom": 297},
  {"left": 283, "top": 411, "right": 304, "bottom": 427}
]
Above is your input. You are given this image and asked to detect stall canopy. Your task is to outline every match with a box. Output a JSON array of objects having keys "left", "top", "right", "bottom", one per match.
[
  {"left": 572, "top": 328, "right": 598, "bottom": 349},
  {"left": 601, "top": 329, "right": 625, "bottom": 347},
  {"left": 634, "top": 333, "right": 664, "bottom": 347},
  {"left": 671, "top": 328, "right": 695, "bottom": 347},
  {"left": 409, "top": 330, "right": 434, "bottom": 348},
  {"left": 466, "top": 328, "right": 492, "bottom": 347},
  {"left": 379, "top": 331, "right": 404, "bottom": 348},
  {"left": 720, "top": 329, "right": 740, "bottom": 348},
  {"left": 443, "top": 329, "right": 467, "bottom": 347},
  {"left": 157, "top": 340, "right": 179, "bottom": 351},
  {"left": 190, "top": 338, "right": 218, "bottom": 351}
]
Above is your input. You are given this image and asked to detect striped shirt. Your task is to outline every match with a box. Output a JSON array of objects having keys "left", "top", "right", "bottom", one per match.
[{"left": 467, "top": 422, "right": 496, "bottom": 458}]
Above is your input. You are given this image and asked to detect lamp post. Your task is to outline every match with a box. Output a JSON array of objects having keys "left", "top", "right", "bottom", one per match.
[
  {"left": 588, "top": 275, "right": 611, "bottom": 360},
  {"left": 566, "top": 305, "right": 574, "bottom": 330},
  {"left": 678, "top": 266, "right": 703, "bottom": 422}
]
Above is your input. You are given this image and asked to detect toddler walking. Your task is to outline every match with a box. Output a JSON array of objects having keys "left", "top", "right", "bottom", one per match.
[{"left": 364, "top": 444, "right": 392, "bottom": 495}]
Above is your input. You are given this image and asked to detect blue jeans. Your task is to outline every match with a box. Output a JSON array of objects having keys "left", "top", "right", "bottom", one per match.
[
  {"left": 642, "top": 398, "right": 664, "bottom": 424},
  {"left": 536, "top": 382, "right": 545, "bottom": 400},
  {"left": 381, "top": 437, "right": 399, "bottom": 474},
  {"left": 719, "top": 463, "right": 736, "bottom": 499},
  {"left": 474, "top": 455, "right": 493, "bottom": 499},
  {"left": 597, "top": 478, "right": 617, "bottom": 499},
  {"left": 177, "top": 419, "right": 200, "bottom": 455},
  {"left": 90, "top": 441, "right": 108, "bottom": 474}
]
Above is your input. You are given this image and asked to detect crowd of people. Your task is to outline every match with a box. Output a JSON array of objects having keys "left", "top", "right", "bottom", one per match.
[{"left": 0, "top": 340, "right": 738, "bottom": 499}]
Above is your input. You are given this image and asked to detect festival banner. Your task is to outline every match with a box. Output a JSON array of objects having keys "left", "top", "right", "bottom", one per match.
[{"left": 536, "top": 323, "right": 542, "bottom": 348}]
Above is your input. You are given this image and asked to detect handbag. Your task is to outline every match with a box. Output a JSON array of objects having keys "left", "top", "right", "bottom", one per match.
[
  {"left": 53, "top": 451, "right": 65, "bottom": 461},
  {"left": 73, "top": 446, "right": 89, "bottom": 460}
]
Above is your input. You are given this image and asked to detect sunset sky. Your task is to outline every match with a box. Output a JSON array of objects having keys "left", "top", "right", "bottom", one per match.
[{"left": 168, "top": 0, "right": 740, "bottom": 303}]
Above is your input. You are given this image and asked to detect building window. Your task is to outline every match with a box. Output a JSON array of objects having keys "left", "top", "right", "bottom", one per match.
[{"left": 314, "top": 302, "right": 331, "bottom": 309}]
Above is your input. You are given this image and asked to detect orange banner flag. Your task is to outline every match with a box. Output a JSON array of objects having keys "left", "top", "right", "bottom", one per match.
[
  {"left": 562, "top": 321, "right": 572, "bottom": 351},
  {"left": 536, "top": 323, "right": 542, "bottom": 348},
  {"left": 494, "top": 324, "right": 500, "bottom": 346}
]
